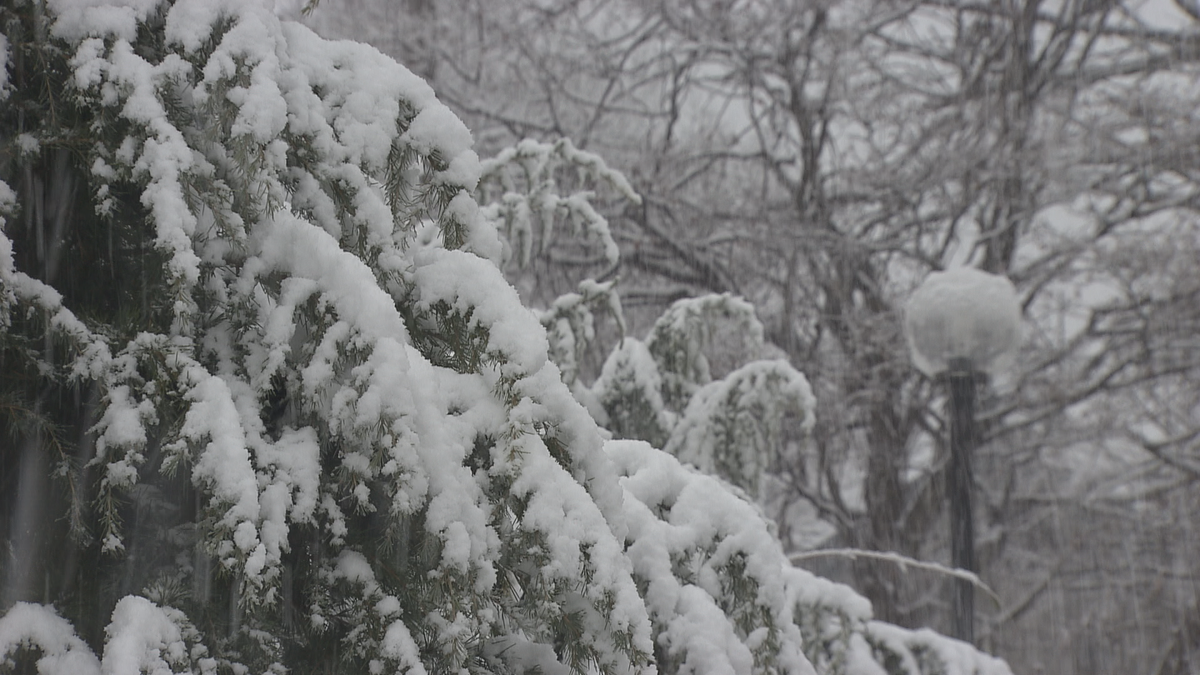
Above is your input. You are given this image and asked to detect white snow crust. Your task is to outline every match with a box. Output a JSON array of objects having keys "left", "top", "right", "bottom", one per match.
[{"left": 0, "top": 603, "right": 101, "bottom": 675}]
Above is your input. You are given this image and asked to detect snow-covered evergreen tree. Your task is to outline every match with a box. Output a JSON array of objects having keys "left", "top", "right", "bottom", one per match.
[
  {"left": 474, "top": 144, "right": 1013, "bottom": 675},
  {"left": 589, "top": 293, "right": 814, "bottom": 498},
  {"left": 1, "top": 2, "right": 649, "bottom": 672},
  {"left": 0, "top": 3, "right": 1013, "bottom": 675}
]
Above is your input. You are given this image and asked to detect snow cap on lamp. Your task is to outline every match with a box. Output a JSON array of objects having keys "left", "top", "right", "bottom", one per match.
[{"left": 905, "top": 267, "right": 1021, "bottom": 377}]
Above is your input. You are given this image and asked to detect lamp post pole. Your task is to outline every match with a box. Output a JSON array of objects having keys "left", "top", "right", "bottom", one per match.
[
  {"left": 905, "top": 267, "right": 1021, "bottom": 647},
  {"left": 945, "top": 359, "right": 979, "bottom": 644}
]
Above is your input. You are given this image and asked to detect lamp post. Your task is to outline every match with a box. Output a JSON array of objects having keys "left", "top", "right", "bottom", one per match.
[{"left": 904, "top": 268, "right": 1021, "bottom": 645}]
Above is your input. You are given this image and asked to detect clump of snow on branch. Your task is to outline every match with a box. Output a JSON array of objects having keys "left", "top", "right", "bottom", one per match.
[
  {"left": 478, "top": 137, "right": 638, "bottom": 272},
  {"left": 0, "top": 603, "right": 101, "bottom": 675},
  {"left": 866, "top": 623, "right": 1013, "bottom": 675},
  {"left": 101, "top": 596, "right": 216, "bottom": 675},
  {"left": 539, "top": 277, "right": 627, "bottom": 399}
]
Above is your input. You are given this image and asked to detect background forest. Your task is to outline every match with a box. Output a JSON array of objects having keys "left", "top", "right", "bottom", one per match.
[{"left": 303, "top": 1, "right": 1200, "bottom": 674}]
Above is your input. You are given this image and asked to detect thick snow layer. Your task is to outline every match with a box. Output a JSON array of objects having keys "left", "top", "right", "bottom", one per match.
[
  {"left": 866, "top": 622, "right": 1014, "bottom": 675},
  {"left": 0, "top": 603, "right": 101, "bottom": 675},
  {"left": 411, "top": 247, "right": 547, "bottom": 375},
  {"left": 381, "top": 621, "right": 429, "bottom": 675},
  {"left": 49, "top": 0, "right": 164, "bottom": 42},
  {"left": 905, "top": 267, "right": 1022, "bottom": 377},
  {"left": 101, "top": 597, "right": 192, "bottom": 675},
  {"left": 254, "top": 211, "right": 411, "bottom": 342},
  {"left": 608, "top": 439, "right": 817, "bottom": 675}
]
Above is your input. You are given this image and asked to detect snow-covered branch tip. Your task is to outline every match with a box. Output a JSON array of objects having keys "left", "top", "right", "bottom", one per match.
[{"left": 788, "top": 549, "right": 1002, "bottom": 606}]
